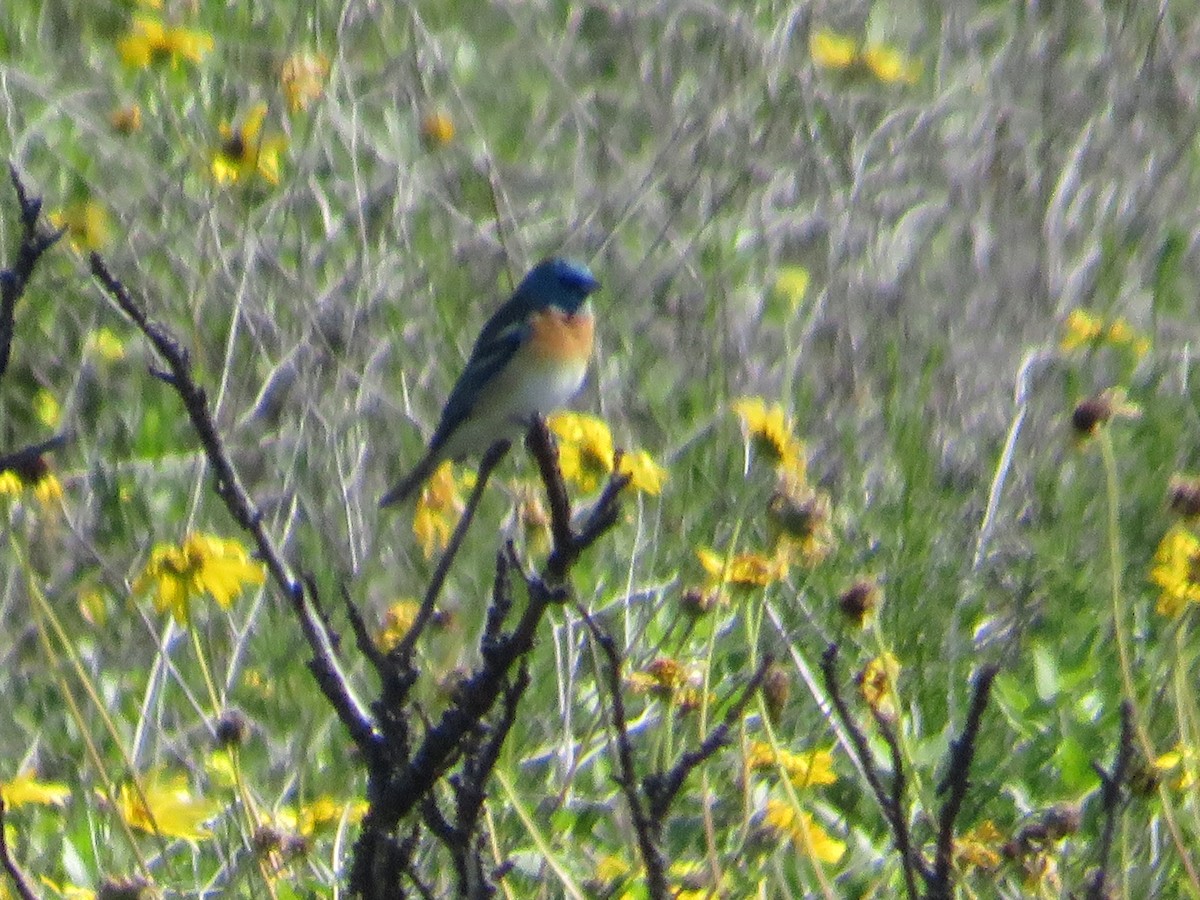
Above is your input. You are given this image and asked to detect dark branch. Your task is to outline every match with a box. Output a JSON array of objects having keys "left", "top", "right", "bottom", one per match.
[
  {"left": 644, "top": 655, "right": 773, "bottom": 821},
  {"left": 1, "top": 165, "right": 63, "bottom": 378},
  {"left": 582, "top": 615, "right": 667, "bottom": 899},
  {"left": 0, "top": 798, "right": 39, "bottom": 900},
  {"left": 391, "top": 440, "right": 509, "bottom": 665},
  {"left": 820, "top": 644, "right": 926, "bottom": 897},
  {"left": 0, "top": 433, "right": 69, "bottom": 478},
  {"left": 1087, "top": 701, "right": 1134, "bottom": 900},
  {"left": 349, "top": 417, "right": 624, "bottom": 897},
  {"left": 929, "top": 664, "right": 998, "bottom": 900},
  {"left": 88, "top": 254, "right": 380, "bottom": 760}
]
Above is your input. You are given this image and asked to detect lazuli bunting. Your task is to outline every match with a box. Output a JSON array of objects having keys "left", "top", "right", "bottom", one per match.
[{"left": 380, "top": 257, "right": 600, "bottom": 508}]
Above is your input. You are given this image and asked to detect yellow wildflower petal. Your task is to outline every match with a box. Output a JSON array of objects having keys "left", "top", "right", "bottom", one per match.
[
  {"left": 115, "top": 775, "right": 218, "bottom": 842},
  {"left": 860, "top": 652, "right": 901, "bottom": 720},
  {"left": 1, "top": 770, "right": 71, "bottom": 808},
  {"left": 280, "top": 50, "right": 329, "bottom": 113},
  {"left": 0, "top": 471, "right": 22, "bottom": 496},
  {"left": 420, "top": 110, "right": 456, "bottom": 149},
  {"left": 774, "top": 265, "right": 810, "bottom": 310},
  {"left": 810, "top": 29, "right": 858, "bottom": 69},
  {"left": 48, "top": 201, "right": 112, "bottom": 254},
  {"left": 697, "top": 546, "right": 787, "bottom": 588},
  {"left": 956, "top": 820, "right": 1004, "bottom": 871},
  {"left": 1150, "top": 526, "right": 1200, "bottom": 618},
  {"left": 863, "top": 44, "right": 921, "bottom": 84},
  {"left": 377, "top": 599, "right": 421, "bottom": 651},
  {"left": 746, "top": 742, "right": 837, "bottom": 788},
  {"left": 761, "top": 800, "right": 846, "bottom": 863},
  {"left": 32, "top": 474, "right": 63, "bottom": 507},
  {"left": 618, "top": 449, "right": 667, "bottom": 495},
  {"left": 1060, "top": 309, "right": 1103, "bottom": 352}
]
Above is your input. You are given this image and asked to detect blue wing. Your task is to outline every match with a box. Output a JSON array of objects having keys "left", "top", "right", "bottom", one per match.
[{"left": 428, "top": 316, "right": 530, "bottom": 452}]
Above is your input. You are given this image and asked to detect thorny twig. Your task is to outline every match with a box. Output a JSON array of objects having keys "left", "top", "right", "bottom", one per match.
[
  {"left": 584, "top": 606, "right": 771, "bottom": 900},
  {"left": 929, "top": 664, "right": 998, "bottom": 900},
  {"left": 1087, "top": 701, "right": 1134, "bottom": 900},
  {"left": 89, "top": 254, "right": 380, "bottom": 758},
  {"left": 0, "top": 798, "right": 39, "bottom": 900},
  {"left": 391, "top": 440, "right": 510, "bottom": 665},
  {"left": 350, "top": 420, "right": 625, "bottom": 898},
  {"left": 820, "top": 644, "right": 927, "bottom": 898},
  {"left": 0, "top": 165, "right": 63, "bottom": 379}
]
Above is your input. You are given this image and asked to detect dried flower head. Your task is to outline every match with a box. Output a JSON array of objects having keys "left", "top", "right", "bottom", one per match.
[{"left": 838, "top": 578, "right": 882, "bottom": 627}]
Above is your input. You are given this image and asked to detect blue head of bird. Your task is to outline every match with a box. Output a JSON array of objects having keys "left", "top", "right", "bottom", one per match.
[{"left": 517, "top": 258, "right": 601, "bottom": 313}]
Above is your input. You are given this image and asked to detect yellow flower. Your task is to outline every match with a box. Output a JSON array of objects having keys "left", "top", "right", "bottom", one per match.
[
  {"left": 33, "top": 389, "right": 60, "bottom": 428},
  {"left": 211, "top": 102, "right": 288, "bottom": 186},
  {"left": 1060, "top": 309, "right": 1103, "bottom": 351},
  {"left": 114, "top": 774, "right": 219, "bottom": 842},
  {"left": 109, "top": 103, "right": 143, "bottom": 134},
  {"left": 32, "top": 474, "right": 64, "bottom": 506},
  {"left": 548, "top": 411, "right": 615, "bottom": 493},
  {"left": 745, "top": 741, "right": 837, "bottom": 788},
  {"left": 697, "top": 545, "right": 788, "bottom": 589},
  {"left": 1060, "top": 309, "right": 1151, "bottom": 358},
  {"left": 617, "top": 449, "right": 668, "bottom": 495},
  {"left": 85, "top": 328, "right": 126, "bottom": 363},
  {"left": 1150, "top": 526, "right": 1200, "bottom": 618},
  {"left": 773, "top": 265, "right": 810, "bottom": 310},
  {"left": 1, "top": 770, "right": 70, "bottom": 809},
  {"left": 294, "top": 796, "right": 367, "bottom": 836},
  {"left": 862, "top": 44, "right": 922, "bottom": 84},
  {"left": 837, "top": 578, "right": 882, "bottom": 627},
  {"left": 117, "top": 17, "right": 213, "bottom": 69},
  {"left": 420, "top": 110, "right": 456, "bottom": 149},
  {"left": 809, "top": 29, "right": 857, "bottom": 69},
  {"left": 731, "top": 397, "right": 806, "bottom": 476},
  {"left": 759, "top": 799, "right": 846, "bottom": 863},
  {"left": 859, "top": 653, "right": 901, "bottom": 721},
  {"left": 37, "top": 879, "right": 94, "bottom": 900},
  {"left": 955, "top": 820, "right": 1004, "bottom": 871},
  {"left": 280, "top": 50, "right": 329, "bottom": 113},
  {"left": 1156, "top": 744, "right": 1200, "bottom": 790},
  {"left": 412, "top": 461, "right": 474, "bottom": 558},
  {"left": 810, "top": 28, "right": 920, "bottom": 84},
  {"left": 133, "top": 532, "right": 266, "bottom": 624},
  {"left": 588, "top": 855, "right": 721, "bottom": 900},
  {"left": 376, "top": 599, "right": 421, "bottom": 651},
  {"left": 49, "top": 201, "right": 112, "bottom": 253},
  {"left": 769, "top": 481, "right": 833, "bottom": 564},
  {"left": 627, "top": 658, "right": 706, "bottom": 710},
  {"left": 0, "top": 471, "right": 21, "bottom": 496}
]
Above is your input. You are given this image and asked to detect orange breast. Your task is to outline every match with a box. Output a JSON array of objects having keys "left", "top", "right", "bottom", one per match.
[{"left": 527, "top": 305, "right": 595, "bottom": 363}]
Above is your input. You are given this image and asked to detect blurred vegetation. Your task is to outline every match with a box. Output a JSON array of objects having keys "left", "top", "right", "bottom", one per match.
[{"left": 3, "top": 0, "right": 1200, "bottom": 897}]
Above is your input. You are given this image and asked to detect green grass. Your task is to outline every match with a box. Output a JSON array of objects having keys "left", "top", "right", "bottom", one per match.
[{"left": 4, "top": 0, "right": 1200, "bottom": 897}]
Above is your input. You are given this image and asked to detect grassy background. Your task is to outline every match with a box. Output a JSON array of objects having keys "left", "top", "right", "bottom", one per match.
[{"left": 3, "top": 0, "right": 1200, "bottom": 897}]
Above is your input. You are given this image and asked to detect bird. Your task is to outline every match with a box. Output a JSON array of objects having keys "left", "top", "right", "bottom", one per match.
[{"left": 379, "top": 257, "right": 601, "bottom": 508}]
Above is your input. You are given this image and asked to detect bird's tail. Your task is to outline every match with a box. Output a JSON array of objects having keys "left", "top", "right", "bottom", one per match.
[{"left": 379, "top": 450, "right": 440, "bottom": 509}]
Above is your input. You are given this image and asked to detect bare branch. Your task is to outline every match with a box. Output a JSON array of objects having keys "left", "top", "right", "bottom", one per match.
[
  {"left": 820, "top": 644, "right": 926, "bottom": 898},
  {"left": 0, "top": 797, "right": 39, "bottom": 900},
  {"left": 581, "top": 615, "right": 667, "bottom": 899},
  {"left": 1, "top": 166, "right": 63, "bottom": 378},
  {"left": 88, "top": 254, "right": 380, "bottom": 760},
  {"left": 392, "top": 440, "right": 509, "bottom": 664},
  {"left": 930, "top": 664, "right": 998, "bottom": 900},
  {"left": 644, "top": 655, "right": 773, "bottom": 821},
  {"left": 349, "top": 417, "right": 624, "bottom": 898},
  {"left": 1087, "top": 701, "right": 1135, "bottom": 900}
]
